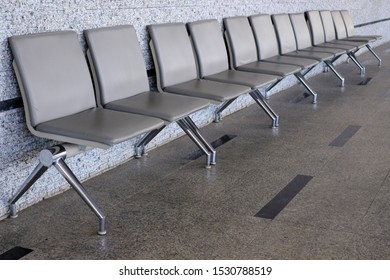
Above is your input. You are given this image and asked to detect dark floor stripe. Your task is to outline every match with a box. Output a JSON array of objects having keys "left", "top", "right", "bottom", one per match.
[
  {"left": 187, "top": 134, "right": 237, "bottom": 160},
  {"left": 329, "top": 125, "right": 361, "bottom": 147},
  {"left": 0, "top": 246, "right": 33, "bottom": 260},
  {"left": 292, "top": 92, "right": 311, "bottom": 103},
  {"left": 359, "top": 77, "right": 372, "bottom": 85},
  {"left": 255, "top": 175, "right": 313, "bottom": 219}
]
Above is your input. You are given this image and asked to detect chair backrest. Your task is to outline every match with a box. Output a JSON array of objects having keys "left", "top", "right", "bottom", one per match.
[
  {"left": 271, "top": 14, "right": 298, "bottom": 54},
  {"left": 340, "top": 10, "right": 356, "bottom": 37},
  {"left": 289, "top": 13, "right": 313, "bottom": 50},
  {"left": 305, "top": 10, "right": 326, "bottom": 45},
  {"left": 84, "top": 25, "right": 150, "bottom": 106},
  {"left": 223, "top": 16, "right": 258, "bottom": 68},
  {"left": 319, "top": 10, "right": 338, "bottom": 42},
  {"left": 148, "top": 23, "right": 198, "bottom": 90},
  {"left": 9, "top": 31, "right": 96, "bottom": 128},
  {"left": 331, "top": 10, "right": 348, "bottom": 39},
  {"left": 187, "top": 19, "right": 229, "bottom": 77},
  {"left": 248, "top": 14, "right": 280, "bottom": 59}
]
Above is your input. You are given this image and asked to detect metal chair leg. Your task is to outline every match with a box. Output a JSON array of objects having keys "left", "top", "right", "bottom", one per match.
[
  {"left": 9, "top": 162, "right": 48, "bottom": 218},
  {"left": 348, "top": 52, "right": 366, "bottom": 76},
  {"left": 324, "top": 60, "right": 345, "bottom": 87},
  {"left": 177, "top": 119, "right": 212, "bottom": 168},
  {"left": 54, "top": 158, "right": 106, "bottom": 235},
  {"left": 9, "top": 144, "right": 106, "bottom": 235},
  {"left": 294, "top": 73, "right": 318, "bottom": 104},
  {"left": 366, "top": 44, "right": 382, "bottom": 66},
  {"left": 134, "top": 126, "right": 165, "bottom": 158},
  {"left": 214, "top": 98, "right": 237, "bottom": 122},
  {"left": 184, "top": 117, "right": 216, "bottom": 164},
  {"left": 249, "top": 91, "right": 279, "bottom": 128}
]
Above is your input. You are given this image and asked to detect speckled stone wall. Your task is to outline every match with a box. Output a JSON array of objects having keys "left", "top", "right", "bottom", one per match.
[{"left": 0, "top": 0, "right": 389, "bottom": 219}]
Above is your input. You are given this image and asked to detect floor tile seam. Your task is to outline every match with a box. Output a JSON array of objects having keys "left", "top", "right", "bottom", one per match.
[
  {"left": 271, "top": 217, "right": 358, "bottom": 236},
  {"left": 350, "top": 229, "right": 390, "bottom": 243},
  {"left": 361, "top": 180, "right": 390, "bottom": 220}
]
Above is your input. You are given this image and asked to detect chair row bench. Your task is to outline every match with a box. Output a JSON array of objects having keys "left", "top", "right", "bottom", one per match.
[{"left": 7, "top": 10, "right": 382, "bottom": 235}]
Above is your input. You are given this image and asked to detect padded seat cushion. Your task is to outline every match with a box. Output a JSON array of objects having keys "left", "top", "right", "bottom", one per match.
[
  {"left": 264, "top": 55, "right": 318, "bottom": 68},
  {"left": 105, "top": 91, "right": 210, "bottom": 123},
  {"left": 316, "top": 42, "right": 356, "bottom": 51},
  {"left": 164, "top": 79, "right": 250, "bottom": 102},
  {"left": 237, "top": 61, "right": 300, "bottom": 77},
  {"left": 342, "top": 36, "right": 379, "bottom": 43},
  {"left": 331, "top": 39, "right": 366, "bottom": 48},
  {"left": 204, "top": 70, "right": 279, "bottom": 89},
  {"left": 302, "top": 46, "right": 346, "bottom": 56},
  {"left": 36, "top": 108, "right": 164, "bottom": 146},
  {"left": 284, "top": 50, "right": 334, "bottom": 61}
]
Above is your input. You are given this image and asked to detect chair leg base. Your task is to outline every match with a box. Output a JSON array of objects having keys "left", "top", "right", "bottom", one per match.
[
  {"left": 9, "top": 204, "right": 18, "bottom": 218},
  {"left": 214, "top": 113, "right": 222, "bottom": 123},
  {"left": 98, "top": 218, "right": 107, "bottom": 236}
]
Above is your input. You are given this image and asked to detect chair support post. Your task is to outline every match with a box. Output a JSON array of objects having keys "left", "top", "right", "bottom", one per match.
[
  {"left": 294, "top": 73, "right": 318, "bottom": 104},
  {"left": 214, "top": 98, "right": 237, "bottom": 122},
  {"left": 348, "top": 52, "right": 366, "bottom": 76},
  {"left": 184, "top": 116, "right": 216, "bottom": 164},
  {"left": 9, "top": 144, "right": 106, "bottom": 235},
  {"left": 177, "top": 119, "right": 212, "bottom": 168},
  {"left": 249, "top": 90, "right": 279, "bottom": 128},
  {"left": 324, "top": 60, "right": 345, "bottom": 87},
  {"left": 134, "top": 126, "right": 166, "bottom": 158},
  {"left": 365, "top": 44, "right": 382, "bottom": 66}
]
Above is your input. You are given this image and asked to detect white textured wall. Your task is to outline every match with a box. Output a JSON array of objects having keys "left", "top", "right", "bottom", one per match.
[{"left": 0, "top": 0, "right": 389, "bottom": 219}]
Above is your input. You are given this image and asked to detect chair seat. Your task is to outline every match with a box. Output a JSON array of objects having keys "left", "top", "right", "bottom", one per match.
[
  {"left": 105, "top": 91, "right": 210, "bottom": 123},
  {"left": 301, "top": 46, "right": 346, "bottom": 56},
  {"left": 315, "top": 42, "right": 356, "bottom": 51},
  {"left": 264, "top": 55, "right": 319, "bottom": 68},
  {"left": 36, "top": 107, "right": 164, "bottom": 147},
  {"left": 204, "top": 70, "right": 279, "bottom": 89},
  {"left": 164, "top": 79, "right": 250, "bottom": 102},
  {"left": 343, "top": 35, "right": 381, "bottom": 43},
  {"left": 284, "top": 50, "right": 334, "bottom": 61},
  {"left": 237, "top": 61, "right": 301, "bottom": 77},
  {"left": 329, "top": 39, "right": 366, "bottom": 48}
]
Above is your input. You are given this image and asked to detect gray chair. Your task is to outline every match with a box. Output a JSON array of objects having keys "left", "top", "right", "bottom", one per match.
[
  {"left": 306, "top": 10, "right": 367, "bottom": 76},
  {"left": 333, "top": 10, "right": 382, "bottom": 66},
  {"left": 84, "top": 25, "right": 216, "bottom": 168},
  {"left": 340, "top": 10, "right": 382, "bottom": 42},
  {"left": 148, "top": 22, "right": 251, "bottom": 123},
  {"left": 224, "top": 15, "right": 319, "bottom": 104},
  {"left": 187, "top": 19, "right": 280, "bottom": 127},
  {"left": 8, "top": 30, "right": 165, "bottom": 235},
  {"left": 288, "top": 13, "right": 347, "bottom": 86}
]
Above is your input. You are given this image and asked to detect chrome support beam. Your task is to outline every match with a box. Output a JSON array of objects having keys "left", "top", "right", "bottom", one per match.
[
  {"left": 9, "top": 144, "right": 106, "bottom": 235},
  {"left": 264, "top": 79, "right": 283, "bottom": 100},
  {"left": 134, "top": 126, "right": 166, "bottom": 158},
  {"left": 177, "top": 119, "right": 212, "bottom": 168},
  {"left": 249, "top": 90, "right": 279, "bottom": 128},
  {"left": 55, "top": 158, "right": 106, "bottom": 235},
  {"left": 214, "top": 98, "right": 237, "bottom": 122},
  {"left": 366, "top": 44, "right": 382, "bottom": 66},
  {"left": 294, "top": 73, "right": 318, "bottom": 104},
  {"left": 184, "top": 117, "right": 216, "bottom": 164},
  {"left": 324, "top": 60, "right": 345, "bottom": 87},
  {"left": 348, "top": 52, "right": 366, "bottom": 76}
]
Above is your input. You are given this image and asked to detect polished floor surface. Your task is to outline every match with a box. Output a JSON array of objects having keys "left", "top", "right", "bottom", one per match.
[{"left": 1, "top": 44, "right": 390, "bottom": 260}]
